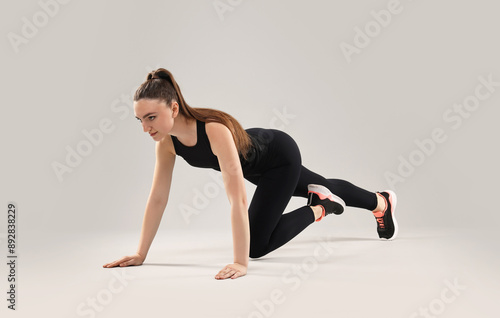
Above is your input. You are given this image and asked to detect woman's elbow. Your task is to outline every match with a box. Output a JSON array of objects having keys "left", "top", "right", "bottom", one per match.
[{"left": 229, "top": 196, "right": 248, "bottom": 209}]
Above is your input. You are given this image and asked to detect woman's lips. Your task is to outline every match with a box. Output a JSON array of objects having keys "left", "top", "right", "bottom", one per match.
[{"left": 150, "top": 132, "right": 157, "bottom": 136}]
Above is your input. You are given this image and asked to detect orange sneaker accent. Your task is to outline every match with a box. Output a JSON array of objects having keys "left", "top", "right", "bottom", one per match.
[
  {"left": 376, "top": 217, "right": 385, "bottom": 229},
  {"left": 373, "top": 211, "right": 385, "bottom": 218},
  {"left": 315, "top": 205, "right": 326, "bottom": 222},
  {"left": 370, "top": 190, "right": 399, "bottom": 240},
  {"left": 373, "top": 193, "right": 388, "bottom": 229}
]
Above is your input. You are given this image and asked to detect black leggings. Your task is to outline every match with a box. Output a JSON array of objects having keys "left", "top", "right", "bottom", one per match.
[{"left": 244, "top": 129, "right": 378, "bottom": 259}]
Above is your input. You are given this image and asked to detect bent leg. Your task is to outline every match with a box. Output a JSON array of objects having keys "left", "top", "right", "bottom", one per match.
[{"left": 248, "top": 164, "right": 315, "bottom": 259}]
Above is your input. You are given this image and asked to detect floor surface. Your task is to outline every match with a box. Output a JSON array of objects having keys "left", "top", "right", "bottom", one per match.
[{"left": 2, "top": 225, "right": 498, "bottom": 318}]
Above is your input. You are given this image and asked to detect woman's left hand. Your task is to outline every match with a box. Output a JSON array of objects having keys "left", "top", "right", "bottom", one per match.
[{"left": 215, "top": 263, "right": 247, "bottom": 280}]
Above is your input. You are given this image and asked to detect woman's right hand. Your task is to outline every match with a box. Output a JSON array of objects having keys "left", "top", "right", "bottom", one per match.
[{"left": 103, "top": 253, "right": 145, "bottom": 268}]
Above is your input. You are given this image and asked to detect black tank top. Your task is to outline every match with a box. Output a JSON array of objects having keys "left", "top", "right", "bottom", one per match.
[{"left": 170, "top": 119, "right": 269, "bottom": 177}]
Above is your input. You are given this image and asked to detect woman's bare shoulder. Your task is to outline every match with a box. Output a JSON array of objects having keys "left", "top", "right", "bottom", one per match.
[{"left": 158, "top": 134, "right": 176, "bottom": 156}]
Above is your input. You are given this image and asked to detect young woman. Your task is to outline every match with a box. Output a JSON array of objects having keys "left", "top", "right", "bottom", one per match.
[{"left": 103, "top": 68, "right": 398, "bottom": 280}]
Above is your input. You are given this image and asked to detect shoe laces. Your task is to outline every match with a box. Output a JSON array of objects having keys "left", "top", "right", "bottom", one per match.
[
  {"left": 374, "top": 193, "right": 388, "bottom": 230},
  {"left": 376, "top": 216, "right": 385, "bottom": 229}
]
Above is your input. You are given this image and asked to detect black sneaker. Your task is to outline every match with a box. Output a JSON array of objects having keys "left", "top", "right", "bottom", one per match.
[
  {"left": 307, "top": 184, "right": 346, "bottom": 222},
  {"left": 373, "top": 190, "right": 398, "bottom": 240}
]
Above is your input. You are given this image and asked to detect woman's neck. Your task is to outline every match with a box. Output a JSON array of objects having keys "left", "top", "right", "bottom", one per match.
[{"left": 170, "top": 115, "right": 197, "bottom": 145}]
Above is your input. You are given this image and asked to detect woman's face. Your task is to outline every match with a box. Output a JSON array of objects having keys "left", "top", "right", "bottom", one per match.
[{"left": 134, "top": 98, "right": 177, "bottom": 141}]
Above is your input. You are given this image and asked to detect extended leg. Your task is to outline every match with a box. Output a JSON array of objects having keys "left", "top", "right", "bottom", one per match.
[
  {"left": 291, "top": 165, "right": 398, "bottom": 239},
  {"left": 293, "top": 165, "right": 378, "bottom": 210}
]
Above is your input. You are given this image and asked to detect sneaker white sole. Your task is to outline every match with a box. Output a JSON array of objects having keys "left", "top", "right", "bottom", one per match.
[{"left": 307, "top": 184, "right": 346, "bottom": 210}]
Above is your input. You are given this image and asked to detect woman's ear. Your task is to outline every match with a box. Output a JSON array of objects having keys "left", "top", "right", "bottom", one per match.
[{"left": 171, "top": 102, "right": 179, "bottom": 118}]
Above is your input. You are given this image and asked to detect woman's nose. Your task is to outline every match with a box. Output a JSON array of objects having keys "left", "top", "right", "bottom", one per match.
[{"left": 142, "top": 123, "right": 150, "bottom": 132}]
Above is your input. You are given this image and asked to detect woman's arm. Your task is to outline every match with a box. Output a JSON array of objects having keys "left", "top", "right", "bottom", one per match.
[
  {"left": 103, "top": 138, "right": 176, "bottom": 268},
  {"left": 206, "top": 122, "right": 250, "bottom": 278},
  {"left": 136, "top": 139, "right": 176, "bottom": 258}
]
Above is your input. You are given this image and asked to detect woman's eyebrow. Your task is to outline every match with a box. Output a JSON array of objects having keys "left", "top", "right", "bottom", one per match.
[{"left": 135, "top": 112, "right": 156, "bottom": 119}]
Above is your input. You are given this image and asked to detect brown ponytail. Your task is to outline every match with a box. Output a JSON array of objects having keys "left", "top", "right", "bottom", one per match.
[{"left": 134, "top": 68, "right": 253, "bottom": 160}]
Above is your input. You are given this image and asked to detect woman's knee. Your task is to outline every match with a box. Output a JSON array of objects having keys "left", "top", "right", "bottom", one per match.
[
  {"left": 249, "top": 249, "right": 268, "bottom": 259},
  {"left": 249, "top": 240, "right": 270, "bottom": 259}
]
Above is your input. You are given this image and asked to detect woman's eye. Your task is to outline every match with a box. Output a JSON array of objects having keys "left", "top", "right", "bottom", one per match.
[{"left": 149, "top": 116, "right": 155, "bottom": 121}]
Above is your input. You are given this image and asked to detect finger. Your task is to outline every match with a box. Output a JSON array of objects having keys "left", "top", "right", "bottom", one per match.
[
  {"left": 223, "top": 270, "right": 236, "bottom": 278},
  {"left": 124, "top": 260, "right": 137, "bottom": 266},
  {"left": 230, "top": 270, "right": 241, "bottom": 278},
  {"left": 218, "top": 267, "right": 231, "bottom": 276},
  {"left": 215, "top": 273, "right": 226, "bottom": 279},
  {"left": 104, "top": 262, "right": 117, "bottom": 268},
  {"left": 216, "top": 268, "right": 226, "bottom": 276},
  {"left": 216, "top": 272, "right": 233, "bottom": 280},
  {"left": 120, "top": 260, "right": 132, "bottom": 267},
  {"left": 215, "top": 269, "right": 233, "bottom": 279},
  {"left": 106, "top": 257, "right": 130, "bottom": 268},
  {"left": 231, "top": 272, "right": 241, "bottom": 279}
]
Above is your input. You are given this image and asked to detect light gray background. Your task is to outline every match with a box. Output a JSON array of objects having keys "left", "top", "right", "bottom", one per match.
[{"left": 1, "top": 0, "right": 499, "bottom": 317}]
